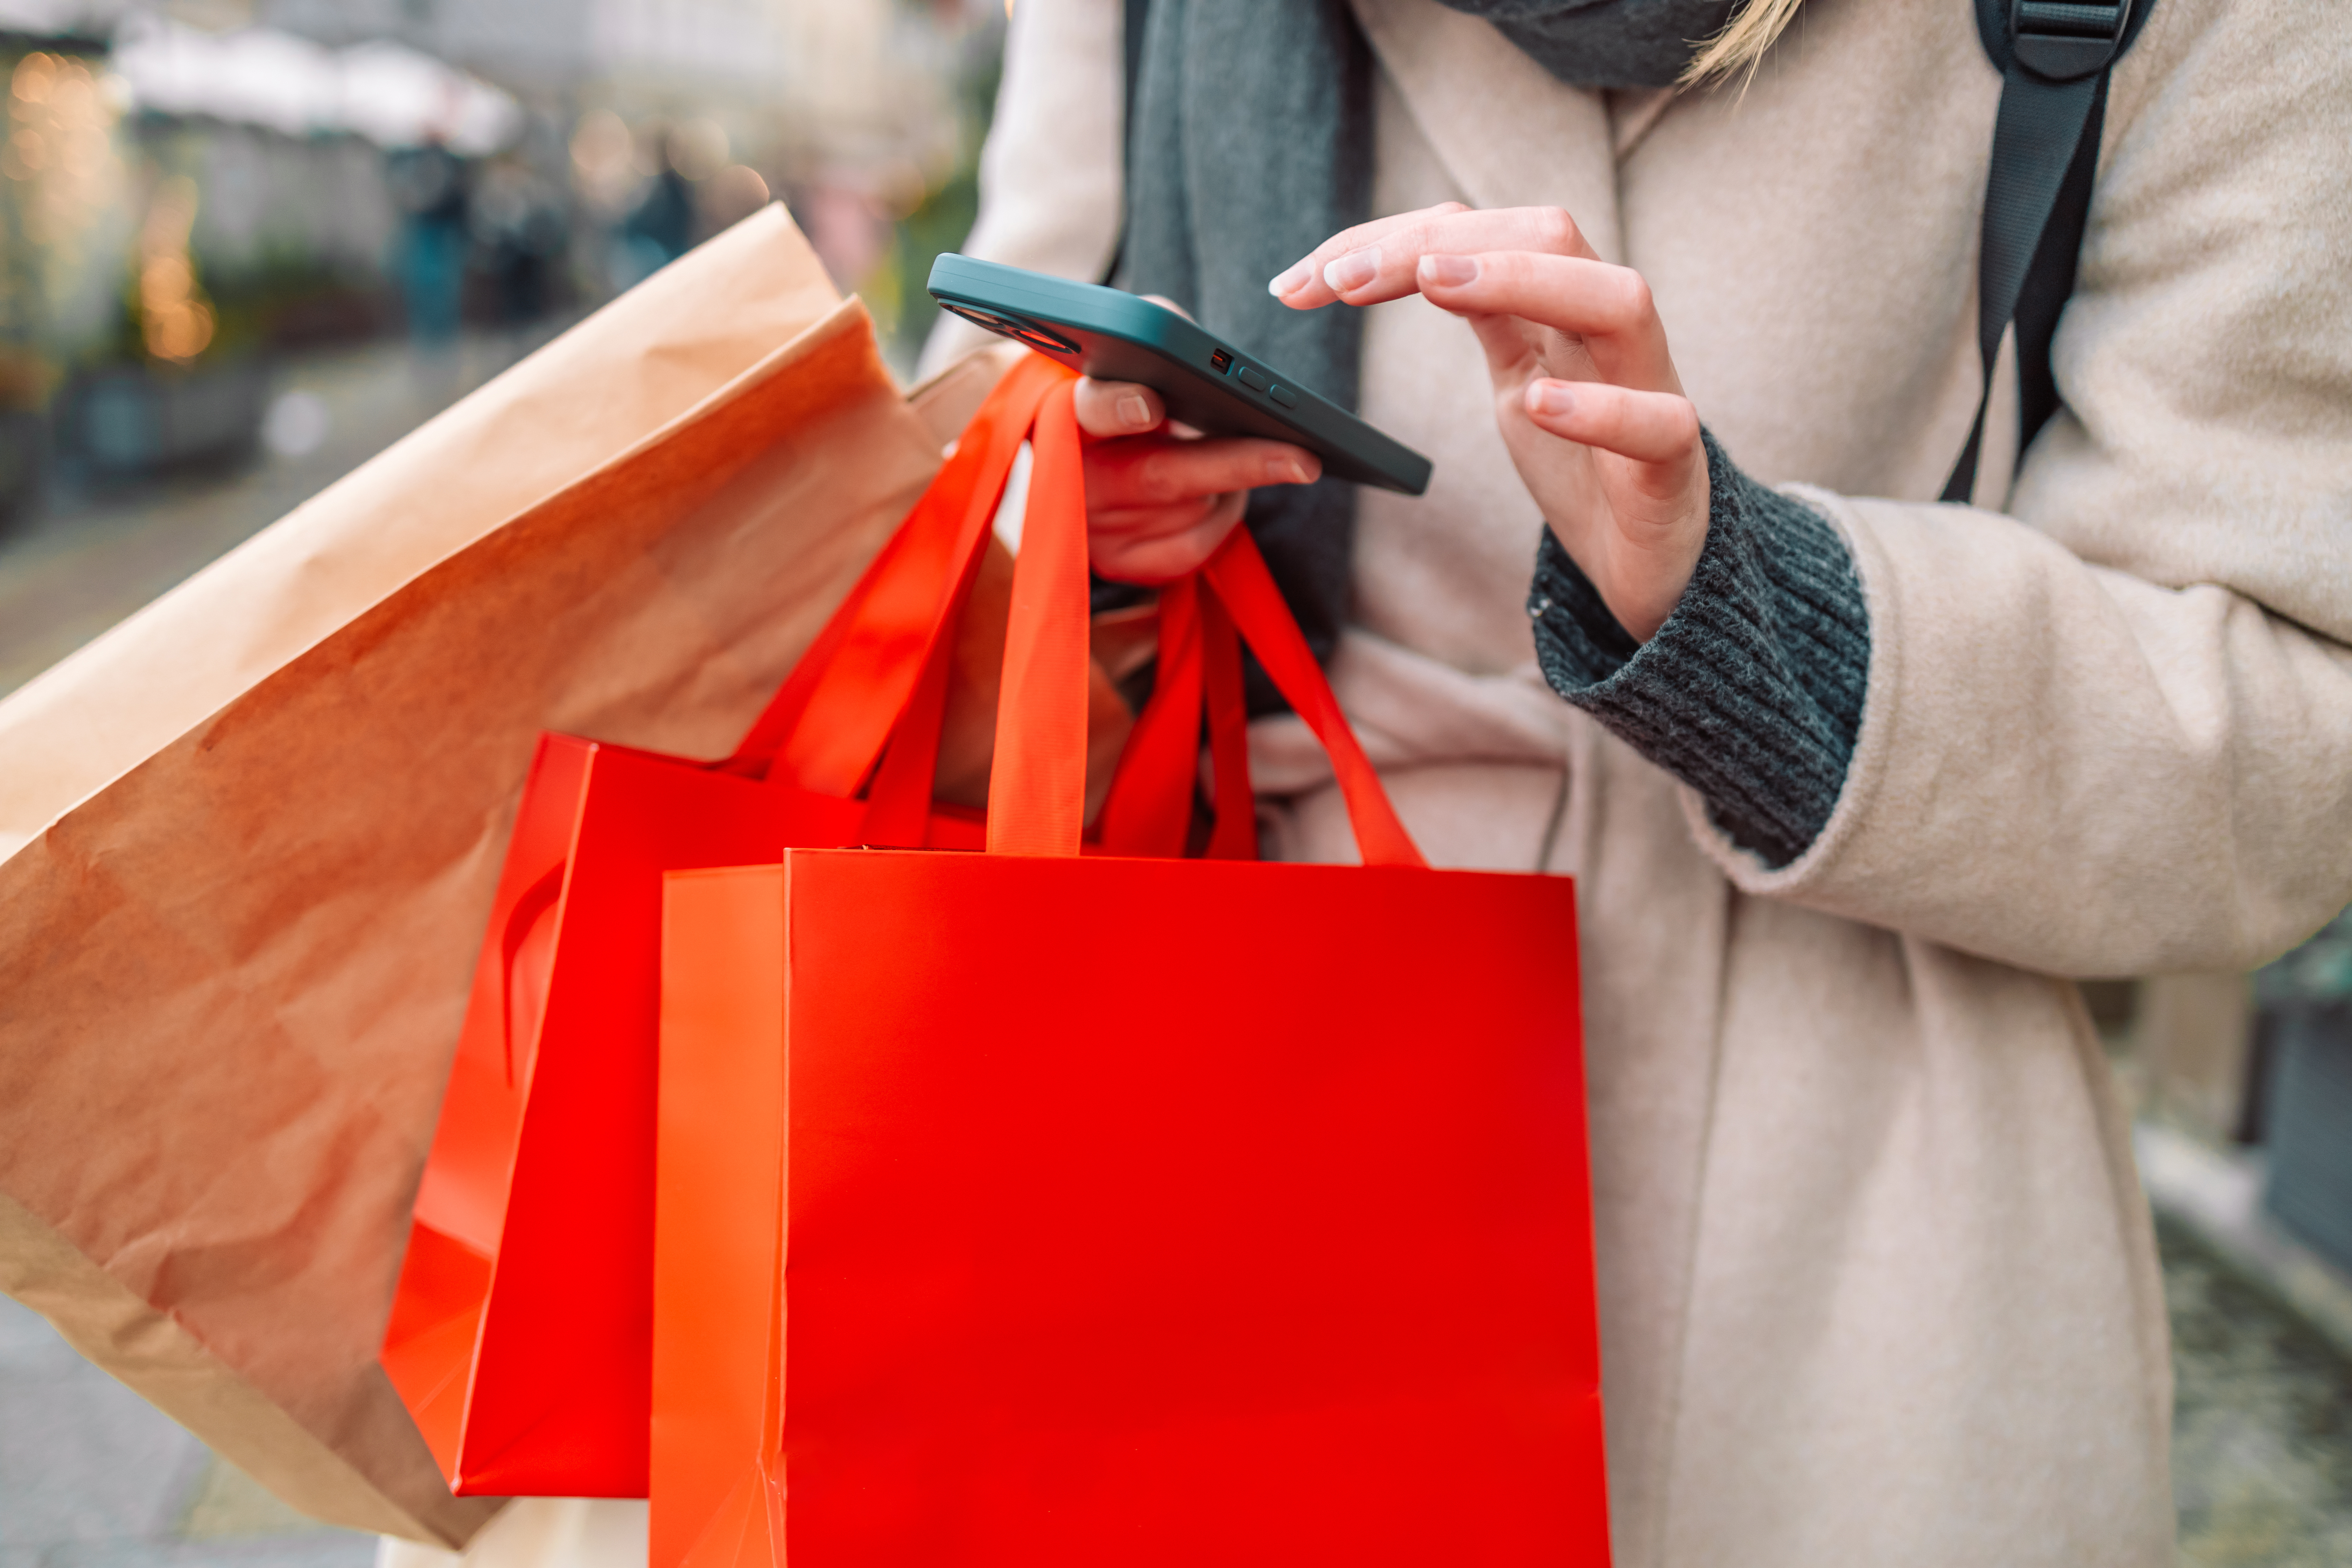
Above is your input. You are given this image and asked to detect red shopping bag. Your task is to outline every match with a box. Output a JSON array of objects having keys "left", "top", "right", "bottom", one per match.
[
  {"left": 382, "top": 354, "right": 1199, "bottom": 1496},
  {"left": 651, "top": 382, "right": 1611, "bottom": 1566}
]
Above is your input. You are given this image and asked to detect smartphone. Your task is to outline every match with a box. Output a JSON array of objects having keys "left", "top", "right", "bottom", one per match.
[{"left": 927, "top": 254, "right": 1432, "bottom": 496}]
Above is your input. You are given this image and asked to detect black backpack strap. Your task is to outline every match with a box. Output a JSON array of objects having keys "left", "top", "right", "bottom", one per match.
[{"left": 1945, "top": 0, "right": 2156, "bottom": 503}]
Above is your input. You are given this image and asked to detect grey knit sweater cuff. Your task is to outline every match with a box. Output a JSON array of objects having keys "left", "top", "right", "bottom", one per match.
[{"left": 1527, "top": 430, "right": 1870, "bottom": 868}]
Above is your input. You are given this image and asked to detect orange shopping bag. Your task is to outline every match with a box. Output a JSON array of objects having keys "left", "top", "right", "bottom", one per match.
[
  {"left": 652, "top": 380, "right": 1612, "bottom": 1566},
  {"left": 382, "top": 355, "right": 1204, "bottom": 1496}
]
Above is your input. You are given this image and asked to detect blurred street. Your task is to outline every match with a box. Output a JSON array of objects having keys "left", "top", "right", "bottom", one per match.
[
  {"left": 2167, "top": 1219, "right": 2352, "bottom": 1565},
  {"left": 0, "top": 328, "right": 557, "bottom": 698},
  {"left": 0, "top": 1292, "right": 371, "bottom": 1568}
]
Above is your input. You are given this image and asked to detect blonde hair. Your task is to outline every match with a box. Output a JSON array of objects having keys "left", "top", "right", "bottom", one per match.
[{"left": 1681, "top": 0, "right": 1807, "bottom": 86}]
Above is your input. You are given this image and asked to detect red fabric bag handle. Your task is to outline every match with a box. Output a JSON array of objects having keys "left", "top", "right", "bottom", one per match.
[
  {"left": 854, "top": 369, "right": 1216, "bottom": 856},
  {"left": 985, "top": 379, "right": 1095, "bottom": 855},
  {"left": 723, "top": 353, "right": 1071, "bottom": 795},
  {"left": 986, "top": 388, "right": 1426, "bottom": 869},
  {"left": 1087, "top": 576, "right": 1256, "bottom": 860},
  {"left": 856, "top": 561, "right": 1215, "bottom": 854},
  {"left": 1198, "top": 535, "right": 1423, "bottom": 868},
  {"left": 1088, "top": 576, "right": 1208, "bottom": 859},
  {"left": 853, "top": 546, "right": 983, "bottom": 847},
  {"left": 1196, "top": 579, "right": 1260, "bottom": 861}
]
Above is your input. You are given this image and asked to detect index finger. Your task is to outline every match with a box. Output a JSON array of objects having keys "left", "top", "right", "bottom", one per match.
[
  {"left": 1423, "top": 252, "right": 1681, "bottom": 393},
  {"left": 1270, "top": 204, "right": 1602, "bottom": 310}
]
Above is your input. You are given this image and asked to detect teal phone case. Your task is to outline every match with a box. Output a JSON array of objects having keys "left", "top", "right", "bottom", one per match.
[{"left": 927, "top": 254, "right": 1432, "bottom": 496}]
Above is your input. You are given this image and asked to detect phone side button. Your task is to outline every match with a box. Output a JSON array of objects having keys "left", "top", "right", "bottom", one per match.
[
  {"left": 1236, "top": 364, "right": 1269, "bottom": 393},
  {"left": 1268, "top": 384, "right": 1297, "bottom": 408}
]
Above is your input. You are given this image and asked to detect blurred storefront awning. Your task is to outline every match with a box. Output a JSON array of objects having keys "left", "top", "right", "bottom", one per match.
[
  {"left": 108, "top": 16, "right": 521, "bottom": 155},
  {"left": 0, "top": 0, "right": 96, "bottom": 42}
]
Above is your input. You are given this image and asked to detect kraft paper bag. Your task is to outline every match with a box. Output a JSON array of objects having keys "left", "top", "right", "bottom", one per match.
[{"left": 0, "top": 205, "right": 987, "bottom": 1547}]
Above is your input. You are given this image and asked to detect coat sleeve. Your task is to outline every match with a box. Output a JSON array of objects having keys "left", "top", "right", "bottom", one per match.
[
  {"left": 915, "top": 0, "right": 1127, "bottom": 379},
  {"left": 1692, "top": 0, "right": 2352, "bottom": 978}
]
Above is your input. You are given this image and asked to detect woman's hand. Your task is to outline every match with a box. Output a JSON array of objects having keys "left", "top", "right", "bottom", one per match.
[
  {"left": 1271, "top": 204, "right": 1708, "bottom": 640},
  {"left": 1073, "top": 379, "right": 1320, "bottom": 582},
  {"left": 1073, "top": 296, "right": 1320, "bottom": 584}
]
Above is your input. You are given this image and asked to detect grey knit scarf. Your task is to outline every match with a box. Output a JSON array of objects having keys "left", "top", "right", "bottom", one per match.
[{"left": 1119, "top": 0, "right": 1738, "bottom": 664}]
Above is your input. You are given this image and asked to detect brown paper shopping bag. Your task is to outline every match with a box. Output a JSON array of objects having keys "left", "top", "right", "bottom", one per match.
[{"left": 0, "top": 205, "right": 982, "bottom": 1547}]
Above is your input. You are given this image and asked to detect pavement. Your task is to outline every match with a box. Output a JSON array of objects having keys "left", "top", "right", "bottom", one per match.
[
  {"left": 2, "top": 332, "right": 2350, "bottom": 1563},
  {"left": 0, "top": 1294, "right": 374, "bottom": 1568},
  {"left": 2167, "top": 1222, "right": 2352, "bottom": 1566},
  {"left": 2146, "top": 1124, "right": 2352, "bottom": 1566}
]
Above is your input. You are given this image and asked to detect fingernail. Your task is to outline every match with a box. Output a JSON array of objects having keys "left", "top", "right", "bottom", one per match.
[
  {"left": 1116, "top": 392, "right": 1152, "bottom": 429},
  {"left": 1266, "top": 456, "right": 1313, "bottom": 485},
  {"left": 1267, "top": 261, "right": 1313, "bottom": 298},
  {"left": 1322, "top": 246, "right": 1380, "bottom": 294},
  {"left": 1419, "top": 253, "right": 1478, "bottom": 287},
  {"left": 1531, "top": 381, "right": 1575, "bottom": 418}
]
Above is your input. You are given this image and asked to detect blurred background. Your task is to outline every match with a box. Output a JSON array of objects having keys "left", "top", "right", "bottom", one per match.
[
  {"left": 0, "top": 4, "right": 2345, "bottom": 1567},
  {"left": 0, "top": 0, "right": 1001, "bottom": 694}
]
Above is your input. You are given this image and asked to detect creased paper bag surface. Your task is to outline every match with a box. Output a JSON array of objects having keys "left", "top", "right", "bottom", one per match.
[{"left": 0, "top": 206, "right": 945, "bottom": 1547}]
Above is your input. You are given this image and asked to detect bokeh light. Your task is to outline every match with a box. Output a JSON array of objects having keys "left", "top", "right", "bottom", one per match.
[{"left": 135, "top": 174, "right": 214, "bottom": 362}]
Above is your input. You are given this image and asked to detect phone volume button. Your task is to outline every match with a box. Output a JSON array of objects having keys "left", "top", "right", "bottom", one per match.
[
  {"left": 1236, "top": 365, "right": 1270, "bottom": 393},
  {"left": 1268, "top": 384, "right": 1297, "bottom": 408}
]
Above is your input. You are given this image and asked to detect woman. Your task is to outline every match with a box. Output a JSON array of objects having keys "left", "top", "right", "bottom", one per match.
[{"left": 921, "top": 0, "right": 2352, "bottom": 1562}]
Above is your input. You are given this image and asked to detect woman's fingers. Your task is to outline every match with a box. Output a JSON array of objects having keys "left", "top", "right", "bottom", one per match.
[
  {"left": 1074, "top": 377, "right": 1166, "bottom": 438},
  {"left": 1419, "top": 251, "right": 1678, "bottom": 391},
  {"left": 1091, "top": 490, "right": 1249, "bottom": 584},
  {"left": 1524, "top": 378, "right": 1701, "bottom": 471},
  {"left": 1081, "top": 433, "right": 1317, "bottom": 583},
  {"left": 1085, "top": 434, "right": 1318, "bottom": 511},
  {"left": 1461, "top": 309, "right": 1580, "bottom": 392},
  {"left": 1267, "top": 203, "right": 1475, "bottom": 307},
  {"left": 1270, "top": 204, "right": 1599, "bottom": 310}
]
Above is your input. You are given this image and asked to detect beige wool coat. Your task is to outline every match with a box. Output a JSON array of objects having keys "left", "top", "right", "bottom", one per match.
[
  {"left": 915, "top": 0, "right": 2352, "bottom": 1563},
  {"left": 402, "top": 3, "right": 2352, "bottom": 1566}
]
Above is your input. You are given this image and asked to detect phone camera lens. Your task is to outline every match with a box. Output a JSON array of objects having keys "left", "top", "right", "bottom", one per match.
[{"left": 937, "top": 300, "right": 1080, "bottom": 357}]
